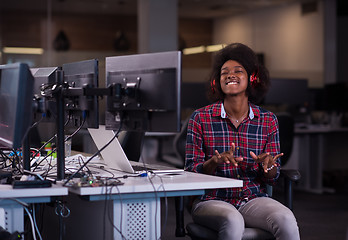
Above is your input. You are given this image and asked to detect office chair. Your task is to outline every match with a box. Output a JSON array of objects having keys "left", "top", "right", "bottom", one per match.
[
  {"left": 276, "top": 112, "right": 301, "bottom": 209},
  {"left": 172, "top": 118, "right": 189, "bottom": 167},
  {"left": 174, "top": 113, "right": 301, "bottom": 240},
  {"left": 118, "top": 131, "right": 145, "bottom": 162}
]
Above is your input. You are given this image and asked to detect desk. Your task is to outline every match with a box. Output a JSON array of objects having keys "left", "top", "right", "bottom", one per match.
[
  {"left": 68, "top": 171, "right": 242, "bottom": 240},
  {"left": 0, "top": 184, "right": 68, "bottom": 234},
  {"left": 285, "top": 125, "right": 348, "bottom": 193}
]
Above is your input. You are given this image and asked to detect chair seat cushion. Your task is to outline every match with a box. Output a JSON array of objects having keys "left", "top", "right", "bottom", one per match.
[
  {"left": 186, "top": 222, "right": 274, "bottom": 240},
  {"left": 187, "top": 222, "right": 217, "bottom": 240}
]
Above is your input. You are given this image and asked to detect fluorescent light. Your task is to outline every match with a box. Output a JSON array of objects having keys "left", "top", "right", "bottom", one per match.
[
  {"left": 183, "top": 46, "right": 205, "bottom": 55},
  {"left": 182, "top": 44, "right": 226, "bottom": 55},
  {"left": 2, "top": 47, "right": 44, "bottom": 55},
  {"left": 206, "top": 44, "right": 226, "bottom": 52}
]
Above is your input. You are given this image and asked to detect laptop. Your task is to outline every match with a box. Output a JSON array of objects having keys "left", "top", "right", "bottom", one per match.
[{"left": 88, "top": 125, "right": 184, "bottom": 174}]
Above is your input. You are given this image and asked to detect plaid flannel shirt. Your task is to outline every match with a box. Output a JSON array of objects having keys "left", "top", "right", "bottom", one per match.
[{"left": 185, "top": 101, "right": 281, "bottom": 208}]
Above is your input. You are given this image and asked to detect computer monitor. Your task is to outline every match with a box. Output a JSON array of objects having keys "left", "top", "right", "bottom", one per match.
[
  {"left": 181, "top": 82, "right": 211, "bottom": 109},
  {"left": 324, "top": 83, "right": 348, "bottom": 112},
  {"left": 105, "top": 51, "right": 181, "bottom": 133},
  {"left": 30, "top": 67, "right": 60, "bottom": 122},
  {"left": 0, "top": 63, "right": 34, "bottom": 149},
  {"left": 263, "top": 78, "right": 309, "bottom": 105},
  {"left": 62, "top": 59, "right": 99, "bottom": 129}
]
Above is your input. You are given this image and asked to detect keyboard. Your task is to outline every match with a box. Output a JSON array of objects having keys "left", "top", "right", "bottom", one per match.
[{"left": 131, "top": 165, "right": 156, "bottom": 172}]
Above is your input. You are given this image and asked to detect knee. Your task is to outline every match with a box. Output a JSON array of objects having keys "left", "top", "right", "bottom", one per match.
[
  {"left": 221, "top": 211, "right": 245, "bottom": 231},
  {"left": 219, "top": 212, "right": 245, "bottom": 239},
  {"left": 272, "top": 210, "right": 297, "bottom": 226},
  {"left": 270, "top": 211, "right": 299, "bottom": 236}
]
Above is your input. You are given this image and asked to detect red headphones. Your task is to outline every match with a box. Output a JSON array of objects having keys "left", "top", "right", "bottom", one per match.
[
  {"left": 250, "top": 71, "right": 259, "bottom": 86},
  {"left": 211, "top": 79, "right": 216, "bottom": 93}
]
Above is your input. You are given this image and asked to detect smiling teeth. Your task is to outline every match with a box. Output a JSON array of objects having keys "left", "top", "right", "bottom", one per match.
[{"left": 227, "top": 81, "right": 238, "bottom": 85}]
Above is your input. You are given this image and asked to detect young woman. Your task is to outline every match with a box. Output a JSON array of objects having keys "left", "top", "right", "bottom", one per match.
[{"left": 185, "top": 43, "right": 300, "bottom": 240}]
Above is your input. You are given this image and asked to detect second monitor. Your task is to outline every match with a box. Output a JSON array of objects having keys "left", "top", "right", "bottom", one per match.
[{"left": 105, "top": 51, "right": 181, "bottom": 133}]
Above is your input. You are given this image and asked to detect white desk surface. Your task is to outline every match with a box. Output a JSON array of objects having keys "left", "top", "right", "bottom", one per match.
[
  {"left": 68, "top": 171, "right": 243, "bottom": 196},
  {"left": 295, "top": 125, "right": 348, "bottom": 134},
  {"left": 0, "top": 183, "right": 68, "bottom": 199}
]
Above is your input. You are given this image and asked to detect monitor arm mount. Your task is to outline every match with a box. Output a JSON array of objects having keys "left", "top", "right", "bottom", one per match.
[{"left": 53, "top": 71, "right": 141, "bottom": 180}]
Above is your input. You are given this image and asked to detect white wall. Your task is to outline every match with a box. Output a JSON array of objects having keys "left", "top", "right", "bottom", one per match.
[{"left": 213, "top": 1, "right": 324, "bottom": 88}]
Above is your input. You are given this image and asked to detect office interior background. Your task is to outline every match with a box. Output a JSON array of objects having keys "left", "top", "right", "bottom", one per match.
[{"left": 1, "top": 0, "right": 348, "bottom": 239}]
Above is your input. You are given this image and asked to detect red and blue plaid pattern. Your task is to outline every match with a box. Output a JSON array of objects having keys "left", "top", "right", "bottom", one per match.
[{"left": 185, "top": 101, "right": 281, "bottom": 208}]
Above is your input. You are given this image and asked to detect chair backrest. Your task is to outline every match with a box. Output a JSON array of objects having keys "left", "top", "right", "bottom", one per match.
[
  {"left": 276, "top": 112, "right": 295, "bottom": 167},
  {"left": 118, "top": 131, "right": 145, "bottom": 162}
]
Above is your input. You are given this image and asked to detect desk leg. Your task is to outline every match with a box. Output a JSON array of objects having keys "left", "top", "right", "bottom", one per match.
[
  {"left": 311, "top": 134, "right": 324, "bottom": 191},
  {"left": 113, "top": 197, "right": 161, "bottom": 240},
  {"left": 297, "top": 134, "right": 311, "bottom": 191},
  {"left": 297, "top": 133, "right": 334, "bottom": 194},
  {"left": 315, "top": 134, "right": 335, "bottom": 193},
  {"left": 0, "top": 204, "right": 23, "bottom": 234}
]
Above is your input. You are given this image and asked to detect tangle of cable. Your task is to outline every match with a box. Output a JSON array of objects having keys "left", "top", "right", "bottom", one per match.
[{"left": 63, "top": 119, "right": 123, "bottom": 186}]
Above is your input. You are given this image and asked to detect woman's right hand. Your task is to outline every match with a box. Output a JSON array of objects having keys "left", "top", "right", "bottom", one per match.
[{"left": 203, "top": 143, "right": 243, "bottom": 174}]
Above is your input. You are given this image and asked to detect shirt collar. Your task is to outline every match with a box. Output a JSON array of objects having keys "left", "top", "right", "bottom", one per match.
[{"left": 220, "top": 102, "right": 255, "bottom": 120}]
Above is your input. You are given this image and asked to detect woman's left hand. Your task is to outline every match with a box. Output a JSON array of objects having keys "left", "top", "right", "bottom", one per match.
[{"left": 249, "top": 151, "right": 283, "bottom": 173}]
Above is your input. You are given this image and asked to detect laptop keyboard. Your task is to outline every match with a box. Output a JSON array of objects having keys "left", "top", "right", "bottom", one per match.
[{"left": 131, "top": 165, "right": 156, "bottom": 172}]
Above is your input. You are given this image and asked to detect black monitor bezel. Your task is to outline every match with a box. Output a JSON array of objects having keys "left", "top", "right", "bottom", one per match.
[
  {"left": 0, "top": 63, "right": 34, "bottom": 149},
  {"left": 30, "top": 66, "right": 60, "bottom": 122}
]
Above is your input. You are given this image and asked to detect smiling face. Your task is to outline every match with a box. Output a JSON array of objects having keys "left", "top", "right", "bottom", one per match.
[{"left": 220, "top": 60, "right": 249, "bottom": 97}]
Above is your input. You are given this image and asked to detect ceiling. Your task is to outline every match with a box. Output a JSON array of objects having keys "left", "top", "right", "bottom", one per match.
[
  {"left": 178, "top": 0, "right": 303, "bottom": 18},
  {"left": 0, "top": 0, "right": 305, "bottom": 19}
]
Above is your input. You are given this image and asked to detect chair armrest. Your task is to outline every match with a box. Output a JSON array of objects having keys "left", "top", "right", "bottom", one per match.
[
  {"left": 280, "top": 169, "right": 301, "bottom": 210},
  {"left": 280, "top": 169, "right": 301, "bottom": 182}
]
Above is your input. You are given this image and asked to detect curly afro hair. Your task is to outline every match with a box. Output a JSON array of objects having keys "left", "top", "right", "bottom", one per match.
[{"left": 208, "top": 43, "right": 270, "bottom": 104}]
